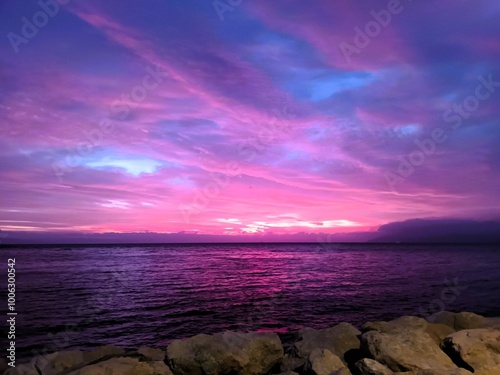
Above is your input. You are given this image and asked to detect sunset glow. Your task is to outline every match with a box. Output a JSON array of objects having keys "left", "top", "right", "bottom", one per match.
[{"left": 1, "top": 1, "right": 500, "bottom": 239}]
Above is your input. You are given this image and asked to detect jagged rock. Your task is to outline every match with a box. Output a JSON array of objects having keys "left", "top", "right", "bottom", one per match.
[
  {"left": 138, "top": 347, "right": 165, "bottom": 361},
  {"left": 362, "top": 316, "right": 454, "bottom": 345},
  {"left": 393, "top": 370, "right": 471, "bottom": 375},
  {"left": 32, "top": 350, "right": 85, "bottom": 375},
  {"left": 280, "top": 356, "right": 306, "bottom": 372},
  {"left": 333, "top": 368, "right": 352, "bottom": 375},
  {"left": 307, "top": 348, "right": 346, "bottom": 375},
  {"left": 3, "top": 363, "right": 39, "bottom": 375},
  {"left": 166, "top": 331, "right": 283, "bottom": 375},
  {"left": 362, "top": 316, "right": 428, "bottom": 332},
  {"left": 441, "top": 328, "right": 500, "bottom": 375},
  {"left": 428, "top": 311, "right": 500, "bottom": 331},
  {"left": 83, "top": 345, "right": 126, "bottom": 362},
  {"left": 361, "top": 329, "right": 461, "bottom": 373},
  {"left": 426, "top": 311, "right": 457, "bottom": 328},
  {"left": 0, "top": 358, "right": 8, "bottom": 374},
  {"left": 65, "top": 357, "right": 173, "bottom": 375},
  {"left": 355, "top": 358, "right": 393, "bottom": 374},
  {"left": 293, "top": 323, "right": 361, "bottom": 363},
  {"left": 20, "top": 345, "right": 126, "bottom": 375}
]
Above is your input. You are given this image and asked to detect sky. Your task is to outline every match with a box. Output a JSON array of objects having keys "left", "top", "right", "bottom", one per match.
[{"left": 1, "top": 0, "right": 500, "bottom": 240}]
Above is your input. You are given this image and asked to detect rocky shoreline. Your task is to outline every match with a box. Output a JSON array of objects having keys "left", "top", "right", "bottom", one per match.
[{"left": 4, "top": 311, "right": 500, "bottom": 375}]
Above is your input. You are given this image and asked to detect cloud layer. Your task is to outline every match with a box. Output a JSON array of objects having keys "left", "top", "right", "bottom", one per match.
[{"left": 1, "top": 0, "right": 499, "bottom": 237}]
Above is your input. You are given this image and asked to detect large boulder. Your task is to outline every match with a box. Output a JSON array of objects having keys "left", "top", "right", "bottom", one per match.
[
  {"left": 166, "top": 331, "right": 283, "bottom": 375},
  {"left": 355, "top": 358, "right": 393, "bottom": 375},
  {"left": 360, "top": 329, "right": 461, "bottom": 373},
  {"left": 393, "top": 370, "right": 471, "bottom": 375},
  {"left": 333, "top": 368, "right": 352, "bottom": 375},
  {"left": 84, "top": 345, "right": 126, "bottom": 362},
  {"left": 307, "top": 348, "right": 346, "bottom": 375},
  {"left": 362, "top": 316, "right": 454, "bottom": 345},
  {"left": 280, "top": 356, "right": 306, "bottom": 373},
  {"left": 138, "top": 347, "right": 166, "bottom": 361},
  {"left": 441, "top": 328, "right": 500, "bottom": 375},
  {"left": 26, "top": 345, "right": 127, "bottom": 375},
  {"left": 65, "top": 357, "right": 173, "bottom": 375},
  {"left": 427, "top": 311, "right": 500, "bottom": 331},
  {"left": 34, "top": 350, "right": 85, "bottom": 375},
  {"left": 4, "top": 363, "right": 39, "bottom": 375},
  {"left": 293, "top": 323, "right": 361, "bottom": 363}
]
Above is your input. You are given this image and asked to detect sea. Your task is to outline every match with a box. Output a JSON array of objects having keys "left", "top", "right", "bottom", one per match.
[{"left": 2, "top": 243, "right": 500, "bottom": 362}]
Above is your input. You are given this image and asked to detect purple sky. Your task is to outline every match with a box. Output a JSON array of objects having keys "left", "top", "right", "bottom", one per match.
[{"left": 1, "top": 0, "right": 500, "bottom": 240}]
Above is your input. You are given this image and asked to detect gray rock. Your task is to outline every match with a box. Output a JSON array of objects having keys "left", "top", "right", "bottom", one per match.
[
  {"left": 83, "top": 345, "right": 126, "bottom": 362},
  {"left": 280, "top": 356, "right": 306, "bottom": 372},
  {"left": 0, "top": 358, "right": 8, "bottom": 374},
  {"left": 362, "top": 316, "right": 428, "bottom": 333},
  {"left": 308, "top": 348, "right": 346, "bottom": 375},
  {"left": 361, "top": 329, "right": 460, "bottom": 373},
  {"left": 277, "top": 372, "right": 300, "bottom": 375},
  {"left": 355, "top": 358, "right": 393, "bottom": 375},
  {"left": 393, "top": 370, "right": 471, "bottom": 375},
  {"left": 138, "top": 347, "right": 165, "bottom": 361},
  {"left": 166, "top": 331, "right": 283, "bottom": 375},
  {"left": 427, "top": 311, "right": 500, "bottom": 331},
  {"left": 333, "top": 368, "right": 352, "bottom": 375},
  {"left": 3, "top": 363, "right": 39, "bottom": 375},
  {"left": 362, "top": 316, "right": 454, "bottom": 345},
  {"left": 293, "top": 323, "right": 361, "bottom": 363},
  {"left": 65, "top": 357, "right": 173, "bottom": 375},
  {"left": 441, "top": 328, "right": 500, "bottom": 375},
  {"left": 426, "top": 311, "right": 457, "bottom": 328},
  {"left": 28, "top": 350, "right": 85, "bottom": 375}
]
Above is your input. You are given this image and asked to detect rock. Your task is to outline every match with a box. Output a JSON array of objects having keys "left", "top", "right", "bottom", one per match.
[
  {"left": 293, "top": 323, "right": 361, "bottom": 363},
  {"left": 277, "top": 372, "right": 300, "bottom": 375},
  {"left": 308, "top": 348, "right": 346, "bottom": 375},
  {"left": 280, "top": 356, "right": 306, "bottom": 372},
  {"left": 32, "top": 350, "right": 85, "bottom": 375},
  {"left": 0, "top": 358, "right": 8, "bottom": 374},
  {"left": 3, "top": 363, "right": 39, "bottom": 375},
  {"left": 355, "top": 358, "right": 393, "bottom": 375},
  {"left": 393, "top": 370, "right": 471, "bottom": 375},
  {"left": 362, "top": 316, "right": 454, "bottom": 345},
  {"left": 333, "top": 368, "right": 352, "bottom": 375},
  {"left": 426, "top": 311, "right": 457, "bottom": 328},
  {"left": 362, "top": 316, "right": 428, "bottom": 333},
  {"left": 23, "top": 346, "right": 126, "bottom": 375},
  {"left": 454, "top": 312, "right": 490, "bottom": 330},
  {"left": 441, "top": 328, "right": 500, "bottom": 375},
  {"left": 424, "top": 323, "right": 455, "bottom": 345},
  {"left": 84, "top": 345, "right": 126, "bottom": 362},
  {"left": 166, "top": 331, "right": 283, "bottom": 375},
  {"left": 65, "top": 357, "right": 173, "bottom": 375},
  {"left": 138, "top": 347, "right": 165, "bottom": 361},
  {"left": 428, "top": 311, "right": 500, "bottom": 331},
  {"left": 361, "top": 329, "right": 460, "bottom": 373}
]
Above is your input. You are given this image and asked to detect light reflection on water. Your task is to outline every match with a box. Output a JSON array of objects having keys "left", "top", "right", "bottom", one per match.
[{"left": 4, "top": 243, "right": 500, "bottom": 359}]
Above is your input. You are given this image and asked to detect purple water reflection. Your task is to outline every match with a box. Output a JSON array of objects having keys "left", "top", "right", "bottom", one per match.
[{"left": 3, "top": 243, "right": 500, "bottom": 360}]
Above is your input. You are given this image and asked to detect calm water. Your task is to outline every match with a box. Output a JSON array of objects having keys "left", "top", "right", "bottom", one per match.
[{"left": 2, "top": 243, "right": 500, "bottom": 361}]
